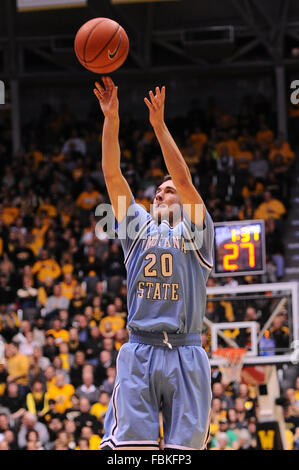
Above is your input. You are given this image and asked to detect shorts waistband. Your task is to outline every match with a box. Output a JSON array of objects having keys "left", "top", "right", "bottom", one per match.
[{"left": 129, "top": 330, "right": 202, "bottom": 349}]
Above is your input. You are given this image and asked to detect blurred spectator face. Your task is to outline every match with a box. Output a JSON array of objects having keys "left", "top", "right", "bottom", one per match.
[
  {"left": 78, "top": 438, "right": 89, "bottom": 450},
  {"left": 27, "top": 429, "right": 39, "bottom": 443},
  {"left": 20, "top": 320, "right": 31, "bottom": 334},
  {"left": 227, "top": 408, "right": 237, "bottom": 423},
  {"left": 74, "top": 285, "right": 82, "bottom": 297},
  {"left": 272, "top": 315, "right": 284, "bottom": 330},
  {"left": 53, "top": 319, "right": 62, "bottom": 331},
  {"left": 32, "top": 380, "right": 44, "bottom": 395},
  {"left": 57, "top": 431, "right": 68, "bottom": 446},
  {"left": 64, "top": 419, "right": 76, "bottom": 434},
  {"left": 90, "top": 326, "right": 100, "bottom": 339},
  {"left": 45, "top": 365, "right": 55, "bottom": 381},
  {"left": 81, "top": 426, "right": 92, "bottom": 440},
  {"left": 216, "top": 432, "right": 229, "bottom": 450},
  {"left": 92, "top": 296, "right": 101, "bottom": 308},
  {"left": 33, "top": 346, "right": 41, "bottom": 360},
  {"left": 95, "top": 282, "right": 104, "bottom": 295},
  {"left": 25, "top": 331, "right": 34, "bottom": 343},
  {"left": 45, "top": 335, "right": 55, "bottom": 346},
  {"left": 107, "top": 366, "right": 116, "bottom": 379},
  {"left": 82, "top": 372, "right": 93, "bottom": 387},
  {"left": 75, "top": 350, "right": 85, "bottom": 365},
  {"left": 84, "top": 306, "right": 93, "bottom": 319},
  {"left": 78, "top": 315, "right": 88, "bottom": 329},
  {"left": 23, "top": 412, "right": 37, "bottom": 428},
  {"left": 245, "top": 306, "right": 257, "bottom": 321},
  {"left": 114, "top": 329, "right": 127, "bottom": 343},
  {"left": 79, "top": 397, "right": 90, "bottom": 413},
  {"left": 106, "top": 304, "right": 116, "bottom": 317},
  {"left": 41, "top": 250, "right": 49, "bottom": 260},
  {"left": 264, "top": 191, "right": 272, "bottom": 202},
  {"left": 58, "top": 309, "right": 69, "bottom": 323},
  {"left": 235, "top": 398, "right": 245, "bottom": 413},
  {"left": 212, "top": 382, "right": 224, "bottom": 397},
  {"left": 59, "top": 342, "right": 69, "bottom": 355},
  {"left": 4, "top": 430, "right": 14, "bottom": 446},
  {"left": 100, "top": 350, "right": 112, "bottom": 365},
  {"left": 103, "top": 338, "right": 114, "bottom": 351},
  {"left": 64, "top": 273, "right": 73, "bottom": 285},
  {"left": 69, "top": 328, "right": 79, "bottom": 342},
  {"left": 238, "top": 384, "right": 248, "bottom": 398},
  {"left": 99, "top": 392, "right": 110, "bottom": 405},
  {"left": 0, "top": 414, "right": 9, "bottom": 431},
  {"left": 248, "top": 421, "right": 257, "bottom": 435},
  {"left": 55, "top": 439, "right": 68, "bottom": 450},
  {"left": 53, "top": 355, "right": 63, "bottom": 370},
  {"left": 55, "top": 373, "right": 65, "bottom": 388},
  {"left": 0, "top": 440, "right": 9, "bottom": 450},
  {"left": 7, "top": 382, "right": 18, "bottom": 397},
  {"left": 49, "top": 418, "right": 63, "bottom": 434},
  {"left": 114, "top": 297, "right": 123, "bottom": 311},
  {"left": 53, "top": 285, "right": 62, "bottom": 297}
]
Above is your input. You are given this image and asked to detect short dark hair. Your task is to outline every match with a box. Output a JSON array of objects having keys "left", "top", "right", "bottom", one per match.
[{"left": 162, "top": 174, "right": 172, "bottom": 183}]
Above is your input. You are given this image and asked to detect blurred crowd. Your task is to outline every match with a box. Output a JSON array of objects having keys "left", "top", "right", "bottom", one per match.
[{"left": 0, "top": 90, "right": 297, "bottom": 450}]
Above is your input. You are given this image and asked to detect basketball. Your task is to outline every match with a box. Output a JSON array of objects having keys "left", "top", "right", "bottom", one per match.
[{"left": 74, "top": 17, "right": 129, "bottom": 74}]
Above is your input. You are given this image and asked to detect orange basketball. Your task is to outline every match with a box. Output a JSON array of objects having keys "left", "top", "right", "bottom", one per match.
[{"left": 74, "top": 17, "right": 129, "bottom": 74}]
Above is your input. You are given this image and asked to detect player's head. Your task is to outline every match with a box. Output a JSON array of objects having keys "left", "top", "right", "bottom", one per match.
[{"left": 152, "top": 175, "right": 182, "bottom": 224}]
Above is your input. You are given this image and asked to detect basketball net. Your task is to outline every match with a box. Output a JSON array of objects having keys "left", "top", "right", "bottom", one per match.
[{"left": 212, "top": 348, "right": 247, "bottom": 384}]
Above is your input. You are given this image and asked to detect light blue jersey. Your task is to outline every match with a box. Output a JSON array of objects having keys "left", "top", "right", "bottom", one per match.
[
  {"left": 100, "top": 199, "right": 214, "bottom": 450},
  {"left": 118, "top": 200, "right": 214, "bottom": 334}
]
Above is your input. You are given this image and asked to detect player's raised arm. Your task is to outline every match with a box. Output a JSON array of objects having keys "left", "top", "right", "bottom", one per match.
[
  {"left": 144, "top": 86, "right": 206, "bottom": 225},
  {"left": 94, "top": 76, "right": 133, "bottom": 223}
]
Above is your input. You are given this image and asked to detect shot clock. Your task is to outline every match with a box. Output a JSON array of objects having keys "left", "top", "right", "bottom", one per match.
[{"left": 213, "top": 220, "right": 266, "bottom": 277}]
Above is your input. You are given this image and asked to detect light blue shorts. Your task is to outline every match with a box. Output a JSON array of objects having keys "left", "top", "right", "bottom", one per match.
[{"left": 100, "top": 332, "right": 212, "bottom": 450}]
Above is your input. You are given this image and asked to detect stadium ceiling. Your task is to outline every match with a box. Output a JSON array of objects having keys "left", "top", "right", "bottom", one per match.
[{"left": 2, "top": 0, "right": 299, "bottom": 79}]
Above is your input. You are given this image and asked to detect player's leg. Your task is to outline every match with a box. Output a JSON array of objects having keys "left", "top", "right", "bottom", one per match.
[
  {"left": 162, "top": 345, "right": 212, "bottom": 450},
  {"left": 100, "top": 342, "right": 161, "bottom": 450}
]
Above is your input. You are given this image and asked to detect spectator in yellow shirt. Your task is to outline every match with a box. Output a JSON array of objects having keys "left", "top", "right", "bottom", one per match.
[
  {"left": 46, "top": 318, "right": 70, "bottom": 345},
  {"left": 76, "top": 182, "right": 102, "bottom": 211},
  {"left": 32, "top": 249, "right": 61, "bottom": 283},
  {"left": 99, "top": 304, "right": 125, "bottom": 335},
  {"left": 234, "top": 141, "right": 253, "bottom": 170},
  {"left": 5, "top": 342, "right": 30, "bottom": 392},
  {"left": 269, "top": 136, "right": 295, "bottom": 165},
  {"left": 47, "top": 372, "right": 75, "bottom": 414},
  {"left": 256, "top": 123, "right": 274, "bottom": 147},
  {"left": 37, "top": 196, "right": 57, "bottom": 218},
  {"left": 60, "top": 273, "right": 77, "bottom": 301},
  {"left": 254, "top": 191, "right": 286, "bottom": 220}
]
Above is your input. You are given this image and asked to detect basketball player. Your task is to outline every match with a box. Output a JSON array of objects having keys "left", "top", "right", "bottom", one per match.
[{"left": 94, "top": 76, "right": 214, "bottom": 450}]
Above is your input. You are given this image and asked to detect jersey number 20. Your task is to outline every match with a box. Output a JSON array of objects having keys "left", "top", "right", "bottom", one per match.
[{"left": 144, "top": 253, "right": 173, "bottom": 277}]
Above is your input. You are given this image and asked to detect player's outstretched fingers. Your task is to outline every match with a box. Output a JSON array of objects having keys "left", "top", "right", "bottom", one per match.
[
  {"left": 95, "top": 81, "right": 105, "bottom": 95},
  {"left": 102, "top": 76, "right": 114, "bottom": 91},
  {"left": 144, "top": 97, "right": 153, "bottom": 110},
  {"left": 94, "top": 88, "right": 103, "bottom": 101},
  {"left": 149, "top": 90, "right": 158, "bottom": 109}
]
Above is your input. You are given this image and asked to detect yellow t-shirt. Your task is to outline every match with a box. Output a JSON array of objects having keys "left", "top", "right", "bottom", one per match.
[
  {"left": 37, "top": 204, "right": 57, "bottom": 218},
  {"left": 32, "top": 259, "right": 61, "bottom": 283},
  {"left": 7, "top": 352, "right": 30, "bottom": 386},
  {"left": 99, "top": 315, "right": 125, "bottom": 334},
  {"left": 90, "top": 402, "right": 108, "bottom": 419},
  {"left": 76, "top": 191, "right": 101, "bottom": 210},
  {"left": 46, "top": 328, "right": 70, "bottom": 343},
  {"left": 47, "top": 383, "right": 75, "bottom": 414},
  {"left": 254, "top": 199, "right": 286, "bottom": 220},
  {"left": 60, "top": 279, "right": 77, "bottom": 300}
]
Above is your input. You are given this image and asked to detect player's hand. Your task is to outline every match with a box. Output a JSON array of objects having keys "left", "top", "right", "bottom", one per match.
[
  {"left": 144, "top": 86, "right": 166, "bottom": 128},
  {"left": 94, "top": 76, "right": 119, "bottom": 119}
]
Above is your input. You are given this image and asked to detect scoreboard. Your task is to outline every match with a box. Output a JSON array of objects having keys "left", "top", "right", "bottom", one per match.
[{"left": 213, "top": 220, "right": 266, "bottom": 277}]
